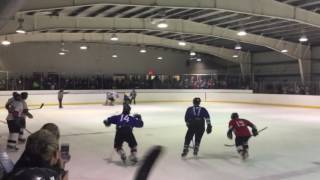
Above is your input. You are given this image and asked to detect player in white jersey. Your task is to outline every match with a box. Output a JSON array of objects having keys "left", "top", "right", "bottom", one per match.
[
  {"left": 6, "top": 93, "right": 24, "bottom": 151},
  {"left": 19, "top": 92, "right": 33, "bottom": 143}
]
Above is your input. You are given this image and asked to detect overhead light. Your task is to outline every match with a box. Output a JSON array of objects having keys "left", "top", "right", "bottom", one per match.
[
  {"left": 237, "top": 30, "right": 247, "bottom": 36},
  {"left": 190, "top": 51, "right": 196, "bottom": 56},
  {"left": 235, "top": 43, "right": 242, "bottom": 50},
  {"left": 16, "top": 18, "right": 26, "bottom": 34},
  {"left": 80, "top": 45, "right": 88, "bottom": 50},
  {"left": 233, "top": 54, "right": 239, "bottom": 58},
  {"left": 1, "top": 38, "right": 11, "bottom": 46},
  {"left": 16, "top": 28, "right": 26, "bottom": 34},
  {"left": 196, "top": 58, "right": 202, "bottom": 62},
  {"left": 299, "top": 35, "right": 308, "bottom": 42},
  {"left": 281, "top": 49, "right": 288, "bottom": 53},
  {"left": 157, "top": 19, "right": 168, "bottom": 29},
  {"left": 140, "top": 48, "right": 147, "bottom": 53},
  {"left": 110, "top": 34, "right": 119, "bottom": 41},
  {"left": 178, "top": 41, "right": 187, "bottom": 46},
  {"left": 112, "top": 54, "right": 118, "bottom": 58},
  {"left": 59, "top": 52, "right": 66, "bottom": 56},
  {"left": 157, "top": 56, "right": 163, "bottom": 60}
]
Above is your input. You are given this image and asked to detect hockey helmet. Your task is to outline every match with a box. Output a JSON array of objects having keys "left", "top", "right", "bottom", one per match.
[
  {"left": 231, "top": 112, "right": 239, "bottom": 119},
  {"left": 21, "top": 92, "right": 28, "bottom": 100},
  {"left": 122, "top": 104, "right": 131, "bottom": 115},
  {"left": 193, "top": 97, "right": 201, "bottom": 106}
]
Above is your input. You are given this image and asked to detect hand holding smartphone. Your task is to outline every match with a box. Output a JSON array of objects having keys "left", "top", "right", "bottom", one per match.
[{"left": 60, "top": 143, "right": 71, "bottom": 162}]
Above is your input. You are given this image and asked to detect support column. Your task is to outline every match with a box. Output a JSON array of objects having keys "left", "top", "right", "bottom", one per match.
[
  {"left": 239, "top": 52, "right": 251, "bottom": 80},
  {"left": 298, "top": 47, "right": 312, "bottom": 85},
  {"left": 298, "top": 58, "right": 311, "bottom": 85},
  {"left": 239, "top": 52, "right": 252, "bottom": 88}
]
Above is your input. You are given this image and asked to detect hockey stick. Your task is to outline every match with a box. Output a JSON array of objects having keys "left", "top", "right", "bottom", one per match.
[
  {"left": 134, "top": 146, "right": 164, "bottom": 180},
  {"left": 29, "top": 103, "right": 44, "bottom": 110},
  {"left": 224, "top": 126, "right": 268, "bottom": 147}
]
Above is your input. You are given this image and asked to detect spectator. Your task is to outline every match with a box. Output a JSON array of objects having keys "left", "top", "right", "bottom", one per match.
[{"left": 5, "top": 129, "right": 68, "bottom": 180}]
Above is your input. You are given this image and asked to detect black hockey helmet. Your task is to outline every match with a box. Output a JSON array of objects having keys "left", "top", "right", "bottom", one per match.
[
  {"left": 12, "top": 91, "right": 19, "bottom": 97},
  {"left": 21, "top": 92, "right": 28, "bottom": 100},
  {"left": 13, "top": 92, "right": 21, "bottom": 101},
  {"left": 122, "top": 104, "right": 131, "bottom": 115},
  {"left": 231, "top": 112, "right": 239, "bottom": 119},
  {"left": 193, "top": 97, "right": 201, "bottom": 106}
]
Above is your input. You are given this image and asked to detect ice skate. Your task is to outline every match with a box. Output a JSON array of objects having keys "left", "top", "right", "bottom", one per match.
[
  {"left": 129, "top": 153, "right": 138, "bottom": 164},
  {"left": 181, "top": 147, "right": 189, "bottom": 158}
]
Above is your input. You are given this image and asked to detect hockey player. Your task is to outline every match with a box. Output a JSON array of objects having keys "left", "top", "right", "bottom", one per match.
[
  {"left": 106, "top": 91, "right": 118, "bottom": 106},
  {"left": 181, "top": 97, "right": 212, "bottom": 157},
  {"left": 130, "top": 89, "right": 137, "bottom": 105},
  {"left": 123, "top": 93, "right": 131, "bottom": 105},
  {"left": 19, "top": 92, "right": 33, "bottom": 143},
  {"left": 58, "top": 89, "right": 68, "bottom": 109},
  {"left": 103, "top": 104, "right": 143, "bottom": 163},
  {"left": 227, "top": 112, "right": 258, "bottom": 160},
  {"left": 5, "top": 92, "right": 24, "bottom": 151}
]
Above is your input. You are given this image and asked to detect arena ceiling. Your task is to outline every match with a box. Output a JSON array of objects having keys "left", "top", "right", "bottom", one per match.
[{"left": 0, "top": 0, "right": 319, "bottom": 63}]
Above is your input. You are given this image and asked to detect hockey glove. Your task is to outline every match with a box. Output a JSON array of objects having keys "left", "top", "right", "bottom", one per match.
[
  {"left": 103, "top": 119, "right": 111, "bottom": 127},
  {"left": 133, "top": 113, "right": 142, "bottom": 120},
  {"left": 12, "top": 111, "right": 19, "bottom": 118},
  {"left": 252, "top": 128, "right": 258, "bottom": 136},
  {"left": 227, "top": 129, "right": 233, "bottom": 140},
  {"left": 206, "top": 124, "right": 212, "bottom": 134},
  {"left": 26, "top": 112, "right": 33, "bottom": 119}
]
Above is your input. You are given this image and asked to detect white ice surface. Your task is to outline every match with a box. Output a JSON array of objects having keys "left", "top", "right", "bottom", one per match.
[{"left": 1, "top": 102, "right": 320, "bottom": 180}]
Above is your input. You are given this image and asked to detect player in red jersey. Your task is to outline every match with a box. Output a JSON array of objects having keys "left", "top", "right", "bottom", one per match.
[{"left": 227, "top": 112, "right": 258, "bottom": 160}]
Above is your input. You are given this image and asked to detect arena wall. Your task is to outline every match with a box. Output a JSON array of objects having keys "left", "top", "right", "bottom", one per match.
[{"left": 1, "top": 89, "right": 320, "bottom": 108}]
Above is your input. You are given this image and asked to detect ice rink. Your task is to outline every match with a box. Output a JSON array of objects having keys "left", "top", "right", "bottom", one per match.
[{"left": 1, "top": 102, "right": 320, "bottom": 180}]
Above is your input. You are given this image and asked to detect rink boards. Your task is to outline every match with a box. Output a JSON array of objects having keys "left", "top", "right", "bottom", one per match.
[{"left": 0, "top": 89, "right": 319, "bottom": 108}]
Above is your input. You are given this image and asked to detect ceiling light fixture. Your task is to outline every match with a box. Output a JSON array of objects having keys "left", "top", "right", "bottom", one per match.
[
  {"left": 110, "top": 34, "right": 119, "bottom": 41},
  {"left": 140, "top": 48, "right": 147, "bottom": 53},
  {"left": 233, "top": 54, "right": 239, "bottom": 58},
  {"left": 299, "top": 35, "right": 308, "bottom": 42},
  {"left": 112, "top": 54, "right": 118, "bottom": 58},
  {"left": 190, "top": 51, "right": 196, "bottom": 56},
  {"left": 16, "top": 18, "right": 26, "bottom": 34},
  {"left": 237, "top": 30, "right": 247, "bottom": 36},
  {"left": 281, "top": 49, "right": 288, "bottom": 53},
  {"left": 80, "top": 45, "right": 88, "bottom": 50},
  {"left": 235, "top": 43, "right": 242, "bottom": 50},
  {"left": 157, "top": 19, "right": 168, "bottom": 29},
  {"left": 157, "top": 56, "right": 163, "bottom": 60},
  {"left": 178, "top": 41, "right": 187, "bottom": 46},
  {"left": 1, "top": 39, "right": 11, "bottom": 46}
]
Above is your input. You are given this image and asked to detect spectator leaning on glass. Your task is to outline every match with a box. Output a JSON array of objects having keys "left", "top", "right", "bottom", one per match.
[{"left": 4, "top": 129, "right": 69, "bottom": 180}]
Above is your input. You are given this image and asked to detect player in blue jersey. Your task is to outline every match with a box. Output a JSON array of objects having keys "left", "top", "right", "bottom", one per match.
[
  {"left": 103, "top": 104, "right": 144, "bottom": 163},
  {"left": 181, "top": 97, "right": 212, "bottom": 157}
]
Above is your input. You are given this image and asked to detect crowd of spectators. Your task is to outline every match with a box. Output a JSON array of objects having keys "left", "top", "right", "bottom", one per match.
[
  {"left": 2, "top": 73, "right": 318, "bottom": 95},
  {"left": 0, "top": 74, "right": 249, "bottom": 91}
]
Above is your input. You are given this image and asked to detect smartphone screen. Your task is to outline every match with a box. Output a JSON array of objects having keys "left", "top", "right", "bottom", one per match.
[{"left": 60, "top": 143, "right": 70, "bottom": 161}]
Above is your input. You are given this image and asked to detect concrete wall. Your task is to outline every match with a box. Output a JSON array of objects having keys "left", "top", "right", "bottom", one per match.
[
  {"left": 0, "top": 42, "right": 229, "bottom": 76},
  {"left": 252, "top": 51, "right": 298, "bottom": 77},
  {"left": 1, "top": 89, "right": 320, "bottom": 108}
]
